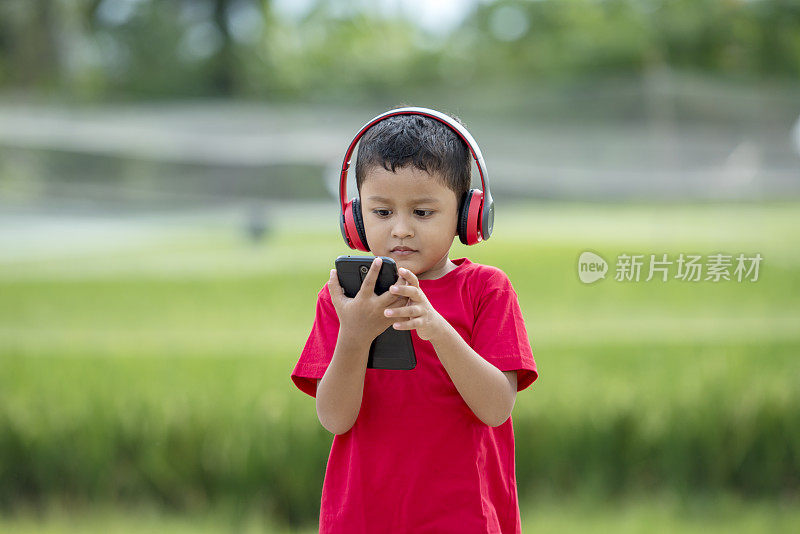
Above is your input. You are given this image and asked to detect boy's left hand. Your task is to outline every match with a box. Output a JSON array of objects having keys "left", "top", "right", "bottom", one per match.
[{"left": 384, "top": 267, "right": 447, "bottom": 341}]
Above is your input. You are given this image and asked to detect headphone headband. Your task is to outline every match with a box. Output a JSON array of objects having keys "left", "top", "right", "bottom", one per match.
[{"left": 339, "top": 107, "right": 494, "bottom": 241}]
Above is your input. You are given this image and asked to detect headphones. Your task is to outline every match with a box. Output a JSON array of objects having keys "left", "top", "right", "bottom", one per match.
[{"left": 339, "top": 107, "right": 494, "bottom": 252}]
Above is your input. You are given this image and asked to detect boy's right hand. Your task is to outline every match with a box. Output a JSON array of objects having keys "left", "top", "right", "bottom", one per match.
[{"left": 328, "top": 257, "right": 408, "bottom": 346}]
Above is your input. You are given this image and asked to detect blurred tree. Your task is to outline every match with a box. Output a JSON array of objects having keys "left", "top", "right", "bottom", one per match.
[
  {"left": 0, "top": 0, "right": 798, "bottom": 101},
  {"left": 210, "top": 0, "right": 235, "bottom": 95},
  {"left": 0, "top": 0, "right": 59, "bottom": 88}
]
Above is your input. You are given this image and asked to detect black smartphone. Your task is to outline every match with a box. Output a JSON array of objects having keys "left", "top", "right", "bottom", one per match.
[{"left": 335, "top": 255, "right": 417, "bottom": 370}]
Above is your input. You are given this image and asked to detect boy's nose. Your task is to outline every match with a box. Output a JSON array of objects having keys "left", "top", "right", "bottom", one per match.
[{"left": 391, "top": 216, "right": 414, "bottom": 238}]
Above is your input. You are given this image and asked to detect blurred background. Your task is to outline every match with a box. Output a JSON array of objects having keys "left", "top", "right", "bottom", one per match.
[{"left": 1, "top": 0, "right": 799, "bottom": 532}]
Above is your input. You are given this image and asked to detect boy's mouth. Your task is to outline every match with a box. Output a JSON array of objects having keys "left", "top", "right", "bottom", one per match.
[{"left": 391, "top": 246, "right": 417, "bottom": 256}]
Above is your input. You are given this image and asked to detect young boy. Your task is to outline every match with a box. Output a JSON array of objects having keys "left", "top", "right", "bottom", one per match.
[{"left": 291, "top": 110, "right": 538, "bottom": 533}]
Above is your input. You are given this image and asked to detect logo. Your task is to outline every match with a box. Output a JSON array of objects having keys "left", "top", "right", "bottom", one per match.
[
  {"left": 578, "top": 251, "right": 608, "bottom": 284},
  {"left": 577, "top": 251, "right": 762, "bottom": 284}
]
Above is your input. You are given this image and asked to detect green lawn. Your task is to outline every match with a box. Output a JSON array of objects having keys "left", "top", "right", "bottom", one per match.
[
  {"left": 1, "top": 200, "right": 798, "bottom": 531},
  {"left": 2, "top": 493, "right": 798, "bottom": 533}
]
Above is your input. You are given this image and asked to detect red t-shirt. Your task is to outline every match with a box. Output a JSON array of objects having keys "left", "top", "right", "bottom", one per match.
[{"left": 291, "top": 257, "right": 538, "bottom": 533}]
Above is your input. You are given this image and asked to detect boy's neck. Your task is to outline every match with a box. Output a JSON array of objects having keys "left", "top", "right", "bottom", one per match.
[{"left": 418, "top": 258, "right": 457, "bottom": 281}]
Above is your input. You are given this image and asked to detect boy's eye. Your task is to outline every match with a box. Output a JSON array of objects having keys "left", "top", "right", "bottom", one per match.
[
  {"left": 414, "top": 210, "right": 434, "bottom": 217},
  {"left": 373, "top": 209, "right": 391, "bottom": 217}
]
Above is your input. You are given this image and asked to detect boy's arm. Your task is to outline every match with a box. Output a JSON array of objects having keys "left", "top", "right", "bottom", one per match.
[
  {"left": 428, "top": 322, "right": 518, "bottom": 427},
  {"left": 317, "top": 333, "right": 518, "bottom": 430},
  {"left": 386, "top": 268, "right": 518, "bottom": 427},
  {"left": 315, "top": 259, "right": 406, "bottom": 435},
  {"left": 315, "top": 332, "right": 371, "bottom": 435}
]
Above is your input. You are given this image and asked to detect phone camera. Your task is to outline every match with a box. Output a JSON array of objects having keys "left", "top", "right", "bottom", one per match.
[{"left": 360, "top": 266, "right": 369, "bottom": 275}]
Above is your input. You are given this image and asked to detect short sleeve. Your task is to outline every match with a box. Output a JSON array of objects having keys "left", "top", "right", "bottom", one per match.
[
  {"left": 470, "top": 272, "right": 538, "bottom": 392},
  {"left": 290, "top": 284, "right": 340, "bottom": 398}
]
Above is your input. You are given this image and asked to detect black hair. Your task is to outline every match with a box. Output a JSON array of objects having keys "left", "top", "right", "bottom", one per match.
[{"left": 354, "top": 111, "right": 471, "bottom": 200}]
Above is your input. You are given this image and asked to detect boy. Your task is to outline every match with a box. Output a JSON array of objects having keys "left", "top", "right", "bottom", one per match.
[{"left": 291, "top": 110, "right": 538, "bottom": 533}]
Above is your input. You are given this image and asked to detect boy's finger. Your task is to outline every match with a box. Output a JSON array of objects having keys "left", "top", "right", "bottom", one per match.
[
  {"left": 378, "top": 289, "right": 406, "bottom": 306},
  {"left": 389, "top": 283, "right": 424, "bottom": 302},
  {"left": 398, "top": 267, "right": 419, "bottom": 288},
  {"left": 358, "top": 257, "right": 382, "bottom": 297},
  {"left": 376, "top": 267, "right": 408, "bottom": 304},
  {"left": 392, "top": 318, "right": 421, "bottom": 331},
  {"left": 384, "top": 304, "right": 422, "bottom": 319},
  {"left": 327, "top": 269, "right": 345, "bottom": 301}
]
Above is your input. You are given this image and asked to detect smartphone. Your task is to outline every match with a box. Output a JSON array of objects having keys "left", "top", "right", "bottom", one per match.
[{"left": 335, "top": 255, "right": 417, "bottom": 370}]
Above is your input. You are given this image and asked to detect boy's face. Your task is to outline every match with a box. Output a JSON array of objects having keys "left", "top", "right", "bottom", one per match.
[{"left": 360, "top": 165, "right": 459, "bottom": 280}]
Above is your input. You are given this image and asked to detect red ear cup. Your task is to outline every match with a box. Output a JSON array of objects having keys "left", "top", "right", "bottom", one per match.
[
  {"left": 351, "top": 197, "right": 369, "bottom": 251},
  {"left": 457, "top": 189, "right": 484, "bottom": 245},
  {"left": 342, "top": 197, "right": 370, "bottom": 251}
]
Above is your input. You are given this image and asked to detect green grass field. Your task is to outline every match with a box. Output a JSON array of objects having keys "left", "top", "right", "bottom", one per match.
[
  {"left": 1, "top": 201, "right": 798, "bottom": 532},
  {"left": 3, "top": 493, "right": 800, "bottom": 534}
]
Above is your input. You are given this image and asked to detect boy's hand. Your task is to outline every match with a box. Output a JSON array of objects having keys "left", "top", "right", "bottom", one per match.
[
  {"left": 383, "top": 268, "right": 448, "bottom": 341},
  {"left": 328, "top": 257, "right": 409, "bottom": 346}
]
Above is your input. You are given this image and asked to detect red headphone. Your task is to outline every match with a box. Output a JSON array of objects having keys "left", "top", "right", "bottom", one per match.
[{"left": 339, "top": 107, "right": 494, "bottom": 252}]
